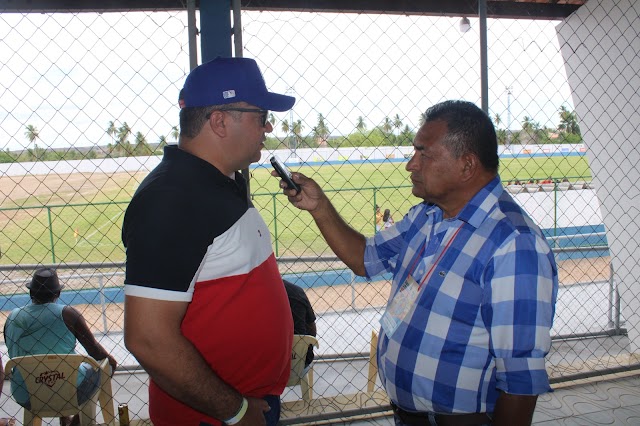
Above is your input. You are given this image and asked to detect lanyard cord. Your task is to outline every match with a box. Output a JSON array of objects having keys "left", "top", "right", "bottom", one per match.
[{"left": 405, "top": 224, "right": 464, "bottom": 292}]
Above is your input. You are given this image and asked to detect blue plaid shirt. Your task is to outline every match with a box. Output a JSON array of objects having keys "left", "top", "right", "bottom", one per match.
[{"left": 364, "top": 176, "right": 558, "bottom": 414}]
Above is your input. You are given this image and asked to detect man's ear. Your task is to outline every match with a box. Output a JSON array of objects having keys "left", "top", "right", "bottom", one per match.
[
  {"left": 208, "top": 110, "right": 227, "bottom": 138},
  {"left": 460, "top": 152, "right": 478, "bottom": 182}
]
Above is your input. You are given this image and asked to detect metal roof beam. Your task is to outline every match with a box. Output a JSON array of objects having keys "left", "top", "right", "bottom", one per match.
[{"left": 0, "top": 0, "right": 582, "bottom": 19}]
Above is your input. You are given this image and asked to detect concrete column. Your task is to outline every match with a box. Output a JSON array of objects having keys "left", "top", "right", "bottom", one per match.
[{"left": 557, "top": 0, "right": 640, "bottom": 349}]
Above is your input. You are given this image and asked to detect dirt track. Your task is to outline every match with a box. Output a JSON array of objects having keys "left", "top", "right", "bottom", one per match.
[
  {"left": 0, "top": 256, "right": 611, "bottom": 337},
  {"left": 0, "top": 171, "right": 146, "bottom": 206}
]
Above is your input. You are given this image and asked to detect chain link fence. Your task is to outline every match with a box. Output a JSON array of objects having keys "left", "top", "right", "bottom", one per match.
[{"left": 0, "top": 4, "right": 637, "bottom": 424}]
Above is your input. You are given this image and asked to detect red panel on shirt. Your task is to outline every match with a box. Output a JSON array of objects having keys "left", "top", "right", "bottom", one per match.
[{"left": 148, "top": 254, "right": 293, "bottom": 425}]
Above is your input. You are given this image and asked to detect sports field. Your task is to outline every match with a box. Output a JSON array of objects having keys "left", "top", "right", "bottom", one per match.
[{"left": 0, "top": 155, "right": 591, "bottom": 265}]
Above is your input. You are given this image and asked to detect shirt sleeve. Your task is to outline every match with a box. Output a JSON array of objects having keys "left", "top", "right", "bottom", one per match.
[
  {"left": 123, "top": 187, "right": 215, "bottom": 300},
  {"left": 483, "top": 231, "right": 558, "bottom": 395},
  {"left": 364, "top": 211, "right": 412, "bottom": 279}
]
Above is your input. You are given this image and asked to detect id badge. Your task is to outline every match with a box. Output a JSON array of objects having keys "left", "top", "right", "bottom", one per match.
[{"left": 380, "top": 276, "right": 420, "bottom": 337}]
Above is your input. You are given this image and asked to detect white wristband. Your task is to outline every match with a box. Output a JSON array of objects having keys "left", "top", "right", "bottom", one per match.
[{"left": 224, "top": 397, "right": 248, "bottom": 425}]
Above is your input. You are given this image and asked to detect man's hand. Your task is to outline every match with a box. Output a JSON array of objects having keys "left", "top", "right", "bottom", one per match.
[
  {"left": 124, "top": 296, "right": 244, "bottom": 421},
  {"left": 492, "top": 392, "right": 537, "bottom": 426},
  {"left": 271, "top": 170, "right": 326, "bottom": 213},
  {"left": 106, "top": 354, "right": 117, "bottom": 376},
  {"left": 236, "top": 397, "right": 270, "bottom": 426},
  {"left": 271, "top": 169, "right": 367, "bottom": 276}
]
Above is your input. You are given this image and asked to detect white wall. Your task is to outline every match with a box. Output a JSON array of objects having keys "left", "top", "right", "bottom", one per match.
[
  {"left": 557, "top": 0, "right": 640, "bottom": 350},
  {"left": 0, "top": 143, "right": 587, "bottom": 177}
]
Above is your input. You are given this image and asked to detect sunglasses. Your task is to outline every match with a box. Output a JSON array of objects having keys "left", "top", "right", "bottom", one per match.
[{"left": 207, "top": 107, "right": 269, "bottom": 127}]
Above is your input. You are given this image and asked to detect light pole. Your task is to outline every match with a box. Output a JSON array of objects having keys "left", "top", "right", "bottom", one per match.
[{"left": 506, "top": 85, "right": 513, "bottom": 148}]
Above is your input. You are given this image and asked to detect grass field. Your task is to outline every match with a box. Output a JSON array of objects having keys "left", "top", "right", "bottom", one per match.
[{"left": 0, "top": 155, "right": 592, "bottom": 265}]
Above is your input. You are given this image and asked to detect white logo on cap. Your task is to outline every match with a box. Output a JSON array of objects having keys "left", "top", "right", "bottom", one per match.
[{"left": 223, "top": 90, "right": 236, "bottom": 99}]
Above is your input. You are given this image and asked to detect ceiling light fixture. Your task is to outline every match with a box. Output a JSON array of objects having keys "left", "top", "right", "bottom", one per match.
[{"left": 459, "top": 16, "right": 471, "bottom": 33}]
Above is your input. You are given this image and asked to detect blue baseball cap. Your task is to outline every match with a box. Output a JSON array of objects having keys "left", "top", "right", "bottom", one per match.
[{"left": 181, "top": 57, "right": 295, "bottom": 112}]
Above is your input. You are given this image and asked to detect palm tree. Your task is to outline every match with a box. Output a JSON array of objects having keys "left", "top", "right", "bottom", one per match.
[
  {"left": 24, "top": 125, "right": 41, "bottom": 160},
  {"left": 134, "top": 131, "right": 151, "bottom": 155},
  {"left": 24, "top": 124, "right": 39, "bottom": 145},
  {"left": 281, "top": 119, "right": 291, "bottom": 149},
  {"left": 558, "top": 105, "right": 581, "bottom": 136},
  {"left": 171, "top": 126, "right": 179, "bottom": 143},
  {"left": 292, "top": 120, "right": 304, "bottom": 148},
  {"left": 268, "top": 113, "right": 276, "bottom": 127},
  {"left": 157, "top": 135, "right": 168, "bottom": 153},
  {"left": 393, "top": 114, "right": 403, "bottom": 135},
  {"left": 106, "top": 121, "right": 117, "bottom": 145},
  {"left": 521, "top": 116, "right": 534, "bottom": 132},
  {"left": 314, "top": 113, "right": 329, "bottom": 145},
  {"left": 496, "top": 129, "right": 507, "bottom": 145},
  {"left": 281, "top": 119, "right": 290, "bottom": 135},
  {"left": 116, "top": 122, "right": 132, "bottom": 156},
  {"left": 494, "top": 113, "right": 502, "bottom": 128},
  {"left": 399, "top": 124, "right": 414, "bottom": 146},
  {"left": 356, "top": 116, "right": 366, "bottom": 133},
  {"left": 382, "top": 117, "right": 392, "bottom": 135},
  {"left": 521, "top": 116, "right": 541, "bottom": 144}
]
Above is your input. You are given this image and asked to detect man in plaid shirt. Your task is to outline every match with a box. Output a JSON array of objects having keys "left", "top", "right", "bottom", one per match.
[{"left": 275, "top": 100, "right": 558, "bottom": 425}]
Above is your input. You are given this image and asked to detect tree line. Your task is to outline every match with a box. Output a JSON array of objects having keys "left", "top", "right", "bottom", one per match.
[
  {"left": 1, "top": 106, "right": 581, "bottom": 163},
  {"left": 0, "top": 121, "right": 179, "bottom": 163},
  {"left": 264, "top": 105, "right": 582, "bottom": 150}
]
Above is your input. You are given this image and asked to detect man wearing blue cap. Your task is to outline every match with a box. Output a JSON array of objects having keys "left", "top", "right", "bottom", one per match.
[{"left": 122, "top": 57, "right": 295, "bottom": 426}]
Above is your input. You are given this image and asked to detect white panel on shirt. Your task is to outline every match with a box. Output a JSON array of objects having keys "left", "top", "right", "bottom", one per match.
[
  {"left": 124, "top": 285, "right": 193, "bottom": 302},
  {"left": 196, "top": 208, "right": 274, "bottom": 282},
  {"left": 125, "top": 208, "right": 273, "bottom": 301}
]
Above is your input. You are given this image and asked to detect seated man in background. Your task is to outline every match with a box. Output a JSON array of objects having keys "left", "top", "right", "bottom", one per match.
[
  {"left": 283, "top": 280, "right": 317, "bottom": 368},
  {"left": 3, "top": 268, "right": 117, "bottom": 426},
  {"left": 382, "top": 208, "right": 395, "bottom": 230},
  {"left": 375, "top": 205, "right": 384, "bottom": 231}
]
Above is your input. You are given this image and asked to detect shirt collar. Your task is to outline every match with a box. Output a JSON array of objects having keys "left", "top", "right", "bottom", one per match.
[
  {"left": 163, "top": 145, "right": 247, "bottom": 192},
  {"left": 421, "top": 175, "right": 502, "bottom": 229},
  {"left": 456, "top": 175, "right": 502, "bottom": 229}
]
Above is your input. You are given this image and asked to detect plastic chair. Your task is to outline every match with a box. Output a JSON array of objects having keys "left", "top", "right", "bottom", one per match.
[
  {"left": 4, "top": 354, "right": 115, "bottom": 426},
  {"left": 287, "top": 335, "right": 319, "bottom": 402}
]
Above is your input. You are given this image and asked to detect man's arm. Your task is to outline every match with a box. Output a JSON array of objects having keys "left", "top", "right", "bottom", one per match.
[
  {"left": 62, "top": 305, "right": 117, "bottom": 373},
  {"left": 124, "top": 295, "right": 269, "bottom": 425},
  {"left": 274, "top": 170, "right": 367, "bottom": 276},
  {"left": 488, "top": 233, "right": 556, "bottom": 426},
  {"left": 492, "top": 392, "right": 537, "bottom": 426}
]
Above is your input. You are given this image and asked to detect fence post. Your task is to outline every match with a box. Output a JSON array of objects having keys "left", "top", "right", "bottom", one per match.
[
  {"left": 608, "top": 262, "right": 614, "bottom": 328},
  {"left": 273, "top": 194, "right": 279, "bottom": 257},
  {"left": 99, "top": 275, "right": 108, "bottom": 335},
  {"left": 613, "top": 263, "right": 621, "bottom": 334},
  {"left": 554, "top": 181, "right": 558, "bottom": 239},
  {"left": 372, "top": 189, "right": 378, "bottom": 232},
  {"left": 351, "top": 270, "right": 356, "bottom": 310},
  {"left": 47, "top": 206, "right": 56, "bottom": 263}
]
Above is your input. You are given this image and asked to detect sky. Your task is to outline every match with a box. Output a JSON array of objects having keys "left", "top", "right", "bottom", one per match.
[{"left": 0, "top": 9, "right": 575, "bottom": 151}]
